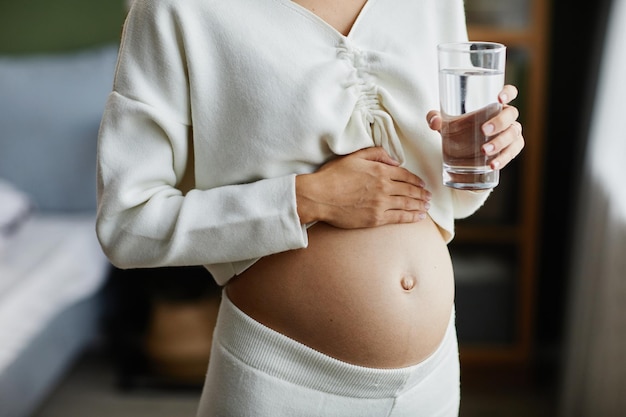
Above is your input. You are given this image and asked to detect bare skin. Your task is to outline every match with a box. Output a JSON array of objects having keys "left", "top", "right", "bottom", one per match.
[
  {"left": 291, "top": 0, "right": 368, "bottom": 36},
  {"left": 227, "top": 217, "right": 455, "bottom": 368},
  {"left": 227, "top": 2, "right": 525, "bottom": 369}
]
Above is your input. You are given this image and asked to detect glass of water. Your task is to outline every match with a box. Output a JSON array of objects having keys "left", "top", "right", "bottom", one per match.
[{"left": 438, "top": 42, "right": 506, "bottom": 190}]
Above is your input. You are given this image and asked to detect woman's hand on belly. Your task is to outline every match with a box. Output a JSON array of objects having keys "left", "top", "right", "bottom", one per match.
[
  {"left": 228, "top": 148, "right": 451, "bottom": 369},
  {"left": 295, "top": 147, "right": 432, "bottom": 228}
]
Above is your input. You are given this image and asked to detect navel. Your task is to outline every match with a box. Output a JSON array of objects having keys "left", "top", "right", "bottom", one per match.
[{"left": 400, "top": 275, "right": 417, "bottom": 292}]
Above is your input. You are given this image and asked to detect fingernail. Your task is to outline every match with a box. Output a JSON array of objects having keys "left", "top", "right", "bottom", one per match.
[
  {"left": 483, "top": 124, "right": 495, "bottom": 136},
  {"left": 428, "top": 114, "right": 440, "bottom": 126},
  {"left": 491, "top": 160, "right": 501, "bottom": 169},
  {"left": 425, "top": 191, "right": 432, "bottom": 200},
  {"left": 418, "top": 213, "right": 427, "bottom": 220},
  {"left": 499, "top": 93, "right": 509, "bottom": 103},
  {"left": 424, "top": 202, "right": 431, "bottom": 210},
  {"left": 483, "top": 143, "right": 495, "bottom": 154}
]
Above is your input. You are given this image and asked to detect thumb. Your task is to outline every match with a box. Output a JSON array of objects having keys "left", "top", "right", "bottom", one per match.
[{"left": 426, "top": 110, "right": 442, "bottom": 132}]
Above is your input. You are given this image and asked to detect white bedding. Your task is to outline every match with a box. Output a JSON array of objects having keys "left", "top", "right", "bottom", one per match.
[{"left": 0, "top": 214, "right": 109, "bottom": 374}]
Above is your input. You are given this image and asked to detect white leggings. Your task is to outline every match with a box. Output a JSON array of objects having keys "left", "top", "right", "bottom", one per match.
[{"left": 196, "top": 291, "right": 460, "bottom": 417}]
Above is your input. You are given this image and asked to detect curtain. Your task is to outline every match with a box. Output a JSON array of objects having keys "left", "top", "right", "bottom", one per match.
[{"left": 560, "top": 0, "right": 626, "bottom": 416}]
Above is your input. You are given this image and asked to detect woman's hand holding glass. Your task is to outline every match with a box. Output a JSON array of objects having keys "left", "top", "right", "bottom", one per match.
[{"left": 427, "top": 84, "right": 525, "bottom": 171}]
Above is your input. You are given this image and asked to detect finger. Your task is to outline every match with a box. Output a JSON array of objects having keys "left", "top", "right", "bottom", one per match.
[
  {"left": 482, "top": 121, "right": 522, "bottom": 155},
  {"left": 498, "top": 85, "right": 518, "bottom": 104},
  {"left": 391, "top": 193, "right": 431, "bottom": 212},
  {"left": 482, "top": 105, "right": 520, "bottom": 137},
  {"left": 486, "top": 122, "right": 525, "bottom": 169},
  {"left": 384, "top": 195, "right": 431, "bottom": 214},
  {"left": 389, "top": 180, "right": 432, "bottom": 202},
  {"left": 355, "top": 146, "right": 400, "bottom": 166},
  {"left": 386, "top": 165, "right": 428, "bottom": 189},
  {"left": 426, "top": 110, "right": 442, "bottom": 131},
  {"left": 384, "top": 208, "right": 429, "bottom": 224}
]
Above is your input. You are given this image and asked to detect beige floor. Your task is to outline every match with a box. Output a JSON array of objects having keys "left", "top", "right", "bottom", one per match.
[
  {"left": 32, "top": 348, "right": 557, "bottom": 417},
  {"left": 32, "top": 350, "right": 200, "bottom": 417}
]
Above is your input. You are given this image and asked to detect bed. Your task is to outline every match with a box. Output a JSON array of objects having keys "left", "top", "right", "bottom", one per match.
[
  {"left": 0, "top": 214, "right": 109, "bottom": 417},
  {"left": 0, "top": 44, "right": 118, "bottom": 417}
]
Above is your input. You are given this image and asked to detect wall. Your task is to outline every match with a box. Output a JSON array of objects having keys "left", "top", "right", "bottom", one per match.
[{"left": 0, "top": 0, "right": 125, "bottom": 54}]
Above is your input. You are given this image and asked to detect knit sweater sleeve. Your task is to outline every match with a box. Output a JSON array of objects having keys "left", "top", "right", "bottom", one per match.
[{"left": 96, "top": 0, "right": 308, "bottom": 275}]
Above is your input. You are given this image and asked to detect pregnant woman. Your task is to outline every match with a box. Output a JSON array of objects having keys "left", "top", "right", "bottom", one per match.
[{"left": 96, "top": 0, "right": 524, "bottom": 415}]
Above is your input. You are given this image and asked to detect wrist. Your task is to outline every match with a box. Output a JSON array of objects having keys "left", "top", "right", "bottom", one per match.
[{"left": 295, "top": 173, "right": 324, "bottom": 224}]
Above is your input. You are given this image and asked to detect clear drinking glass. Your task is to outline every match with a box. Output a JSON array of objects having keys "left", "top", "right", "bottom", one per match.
[{"left": 438, "top": 41, "right": 506, "bottom": 190}]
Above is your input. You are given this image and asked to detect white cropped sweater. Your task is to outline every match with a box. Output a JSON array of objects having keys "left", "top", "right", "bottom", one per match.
[{"left": 96, "top": 0, "right": 491, "bottom": 285}]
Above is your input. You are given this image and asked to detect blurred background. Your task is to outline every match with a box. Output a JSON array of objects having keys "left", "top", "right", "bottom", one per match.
[{"left": 0, "top": 0, "right": 624, "bottom": 416}]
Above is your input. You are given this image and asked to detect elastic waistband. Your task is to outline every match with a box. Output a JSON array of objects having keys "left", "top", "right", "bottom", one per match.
[{"left": 214, "top": 291, "right": 457, "bottom": 399}]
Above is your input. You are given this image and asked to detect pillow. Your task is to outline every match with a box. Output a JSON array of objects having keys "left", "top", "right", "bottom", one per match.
[
  {"left": 0, "top": 179, "right": 32, "bottom": 255},
  {"left": 0, "top": 44, "right": 118, "bottom": 212}
]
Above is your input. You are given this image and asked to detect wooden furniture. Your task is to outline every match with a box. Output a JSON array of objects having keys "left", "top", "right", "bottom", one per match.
[
  {"left": 451, "top": 0, "right": 550, "bottom": 368},
  {"left": 105, "top": 266, "right": 219, "bottom": 390}
]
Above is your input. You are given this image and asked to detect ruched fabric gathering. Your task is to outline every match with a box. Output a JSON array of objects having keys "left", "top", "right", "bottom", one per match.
[{"left": 337, "top": 39, "right": 406, "bottom": 164}]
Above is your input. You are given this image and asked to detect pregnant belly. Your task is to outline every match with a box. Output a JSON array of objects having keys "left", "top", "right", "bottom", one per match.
[{"left": 226, "top": 216, "right": 455, "bottom": 369}]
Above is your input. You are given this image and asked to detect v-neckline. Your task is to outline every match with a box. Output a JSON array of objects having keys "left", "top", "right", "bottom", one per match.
[{"left": 280, "top": 0, "right": 375, "bottom": 39}]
